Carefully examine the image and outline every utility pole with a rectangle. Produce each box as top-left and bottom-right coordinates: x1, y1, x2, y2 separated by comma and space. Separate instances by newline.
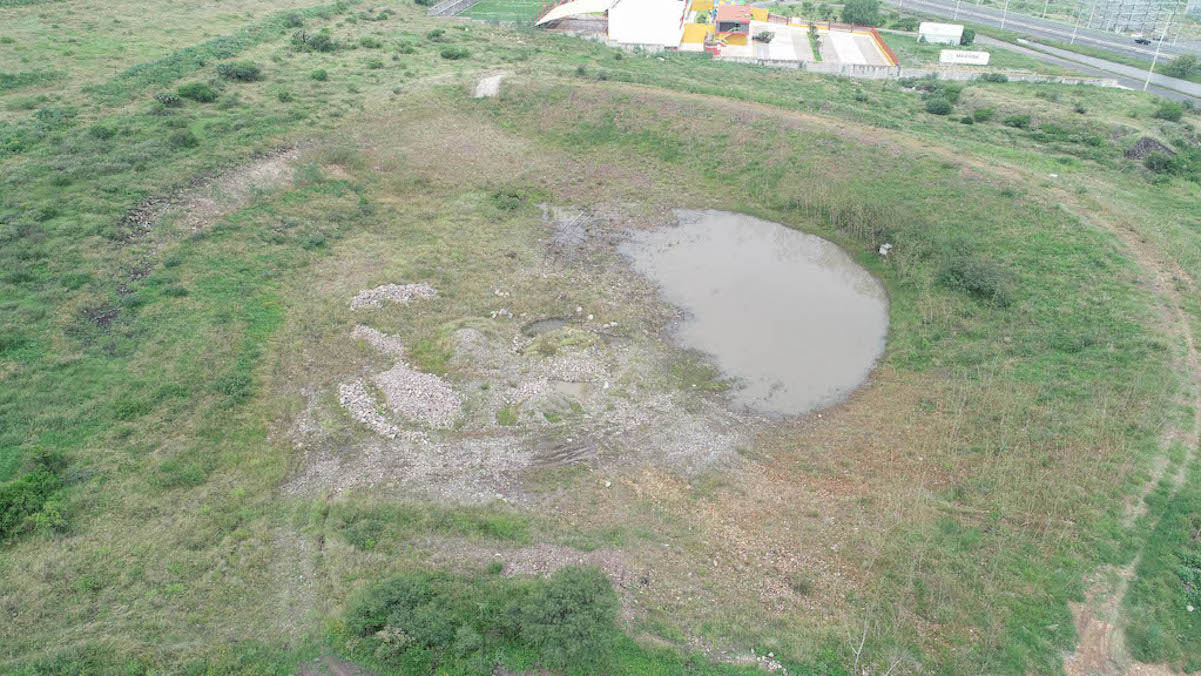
1000, 0, 1011, 29
1070, 0, 1084, 43
954, 0, 962, 19
1041, 0, 1050, 18
1144, 12, 1172, 91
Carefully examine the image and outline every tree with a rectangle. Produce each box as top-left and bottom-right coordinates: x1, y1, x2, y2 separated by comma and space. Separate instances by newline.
841, 0, 880, 25
1162, 54, 1199, 80
960, 27, 976, 45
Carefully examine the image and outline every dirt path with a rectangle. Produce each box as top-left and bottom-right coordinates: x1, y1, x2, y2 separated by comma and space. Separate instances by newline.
1059, 215, 1201, 675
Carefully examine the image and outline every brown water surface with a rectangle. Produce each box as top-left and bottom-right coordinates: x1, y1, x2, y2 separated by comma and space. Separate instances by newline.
620, 210, 888, 415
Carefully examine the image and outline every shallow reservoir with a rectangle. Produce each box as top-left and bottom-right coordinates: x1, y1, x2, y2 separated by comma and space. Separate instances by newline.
620, 210, 888, 415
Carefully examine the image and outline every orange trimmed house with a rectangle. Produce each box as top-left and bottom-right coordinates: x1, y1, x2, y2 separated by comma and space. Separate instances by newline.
714, 4, 750, 46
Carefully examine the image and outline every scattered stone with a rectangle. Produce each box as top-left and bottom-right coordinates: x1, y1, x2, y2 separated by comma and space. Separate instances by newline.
473, 72, 507, 98
339, 381, 403, 439
350, 283, 436, 310
1124, 136, 1175, 160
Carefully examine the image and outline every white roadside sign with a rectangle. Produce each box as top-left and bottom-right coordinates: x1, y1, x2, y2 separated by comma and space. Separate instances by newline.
940, 49, 991, 65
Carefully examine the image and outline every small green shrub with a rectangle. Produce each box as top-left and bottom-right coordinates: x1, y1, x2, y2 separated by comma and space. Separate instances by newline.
277, 90, 293, 103
427, 28, 446, 41
973, 107, 995, 122
360, 36, 382, 48
1153, 101, 1184, 122
960, 27, 975, 45
177, 82, 218, 102
285, 12, 305, 27
1003, 114, 1031, 129
925, 98, 953, 115
366, 57, 384, 69
310, 69, 328, 81
88, 124, 116, 140
1144, 151, 1172, 173
168, 129, 199, 149
293, 29, 339, 52
979, 72, 1008, 83
959, 115, 974, 124
938, 253, 1016, 306
215, 60, 261, 82
440, 46, 469, 60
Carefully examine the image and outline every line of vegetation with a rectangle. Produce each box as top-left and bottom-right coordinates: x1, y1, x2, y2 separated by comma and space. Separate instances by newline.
0, 70, 65, 93
339, 566, 769, 673
83, 2, 351, 104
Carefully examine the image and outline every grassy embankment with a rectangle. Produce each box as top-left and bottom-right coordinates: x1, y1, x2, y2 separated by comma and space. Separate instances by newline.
1, 0, 1200, 672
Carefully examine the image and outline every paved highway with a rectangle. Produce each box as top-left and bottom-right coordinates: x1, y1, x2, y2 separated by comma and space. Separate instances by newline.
882, 0, 1200, 62
978, 36, 1201, 102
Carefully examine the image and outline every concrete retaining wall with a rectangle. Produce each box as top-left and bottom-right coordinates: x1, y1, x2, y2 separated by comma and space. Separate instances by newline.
713, 56, 1121, 86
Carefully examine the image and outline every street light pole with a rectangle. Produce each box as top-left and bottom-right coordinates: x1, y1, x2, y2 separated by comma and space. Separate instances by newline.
1143, 12, 1173, 91
1000, 0, 1010, 29
1070, 0, 1083, 43
953, 0, 962, 19
1041, 0, 1050, 18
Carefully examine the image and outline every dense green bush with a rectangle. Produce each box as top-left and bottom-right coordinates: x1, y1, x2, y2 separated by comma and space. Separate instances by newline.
973, 106, 995, 122
293, 30, 339, 53
1153, 101, 1184, 122
440, 46, 470, 60
216, 61, 261, 82
169, 130, 199, 149
925, 98, 953, 115
177, 82, 218, 102
841, 0, 880, 26
938, 253, 1016, 306
979, 72, 1008, 83
1144, 151, 1172, 173
1003, 114, 1031, 129
344, 566, 619, 672
310, 69, 329, 81
1161, 54, 1199, 80
360, 36, 382, 48
892, 17, 918, 31
960, 27, 975, 45
0, 452, 67, 540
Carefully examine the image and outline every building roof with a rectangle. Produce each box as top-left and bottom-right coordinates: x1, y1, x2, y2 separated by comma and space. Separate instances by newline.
715, 5, 752, 23
917, 22, 964, 39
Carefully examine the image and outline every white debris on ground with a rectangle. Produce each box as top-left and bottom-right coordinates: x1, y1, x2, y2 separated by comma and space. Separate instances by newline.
349, 282, 436, 310
372, 362, 461, 429
472, 72, 507, 98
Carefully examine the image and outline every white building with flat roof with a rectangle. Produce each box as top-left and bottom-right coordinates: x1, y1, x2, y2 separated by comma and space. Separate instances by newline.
918, 22, 964, 45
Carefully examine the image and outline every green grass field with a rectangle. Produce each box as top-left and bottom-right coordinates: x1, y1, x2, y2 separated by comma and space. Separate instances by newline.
2, 0, 1201, 673
458, 0, 548, 23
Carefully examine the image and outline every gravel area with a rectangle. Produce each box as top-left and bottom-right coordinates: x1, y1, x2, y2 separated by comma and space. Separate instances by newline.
349, 283, 436, 310
372, 362, 461, 429
350, 324, 405, 356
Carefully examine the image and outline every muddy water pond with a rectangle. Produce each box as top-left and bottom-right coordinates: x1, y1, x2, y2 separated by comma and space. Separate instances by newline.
620, 210, 888, 415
